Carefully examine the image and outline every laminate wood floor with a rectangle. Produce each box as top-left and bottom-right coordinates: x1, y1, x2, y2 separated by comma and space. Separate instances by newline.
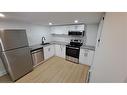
0, 74, 12, 83
16, 56, 89, 83
0, 56, 89, 83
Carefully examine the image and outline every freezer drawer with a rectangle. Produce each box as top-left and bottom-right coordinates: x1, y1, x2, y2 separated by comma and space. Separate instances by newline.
1, 47, 33, 81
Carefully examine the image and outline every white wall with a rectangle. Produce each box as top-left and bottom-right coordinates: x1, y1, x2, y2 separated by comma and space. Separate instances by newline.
0, 21, 51, 76
0, 21, 51, 46
86, 24, 98, 46
26, 25, 51, 46
90, 13, 127, 83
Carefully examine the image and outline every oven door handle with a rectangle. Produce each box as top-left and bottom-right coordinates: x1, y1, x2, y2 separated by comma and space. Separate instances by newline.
66, 47, 79, 49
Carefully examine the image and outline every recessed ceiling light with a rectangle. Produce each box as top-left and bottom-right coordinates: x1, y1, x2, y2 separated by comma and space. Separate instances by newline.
49, 22, 52, 25
0, 13, 5, 18
74, 20, 78, 23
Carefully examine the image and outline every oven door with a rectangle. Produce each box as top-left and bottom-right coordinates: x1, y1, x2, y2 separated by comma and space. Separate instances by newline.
66, 46, 80, 58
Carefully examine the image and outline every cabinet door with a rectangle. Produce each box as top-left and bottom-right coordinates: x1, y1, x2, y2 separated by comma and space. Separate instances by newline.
49, 45, 55, 57
87, 50, 94, 65
79, 49, 94, 66
77, 25, 85, 30
44, 46, 49, 60
54, 45, 61, 57
54, 44, 65, 58
50, 26, 68, 34
69, 25, 85, 31
60, 45, 65, 58
44, 45, 55, 60
79, 49, 89, 65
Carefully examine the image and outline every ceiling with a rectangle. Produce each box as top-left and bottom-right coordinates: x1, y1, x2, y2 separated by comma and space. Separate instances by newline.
0, 12, 103, 25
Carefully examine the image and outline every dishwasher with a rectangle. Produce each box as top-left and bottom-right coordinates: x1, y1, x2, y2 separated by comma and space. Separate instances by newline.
31, 48, 44, 67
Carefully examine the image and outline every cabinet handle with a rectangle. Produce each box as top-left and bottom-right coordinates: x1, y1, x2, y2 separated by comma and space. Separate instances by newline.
84, 53, 88, 57
48, 48, 50, 51
60, 45, 62, 51
98, 39, 100, 43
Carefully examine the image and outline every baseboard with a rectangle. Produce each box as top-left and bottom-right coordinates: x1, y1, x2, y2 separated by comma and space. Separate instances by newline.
0, 71, 7, 77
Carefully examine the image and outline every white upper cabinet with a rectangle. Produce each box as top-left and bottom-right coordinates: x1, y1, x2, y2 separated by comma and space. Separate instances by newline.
50, 24, 85, 35
77, 25, 85, 30
69, 25, 85, 31
50, 26, 69, 34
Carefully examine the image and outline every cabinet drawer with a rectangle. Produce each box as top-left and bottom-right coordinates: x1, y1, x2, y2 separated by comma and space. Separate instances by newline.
80, 49, 89, 54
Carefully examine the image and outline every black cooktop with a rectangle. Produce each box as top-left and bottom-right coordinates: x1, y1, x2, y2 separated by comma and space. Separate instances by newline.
66, 42, 83, 48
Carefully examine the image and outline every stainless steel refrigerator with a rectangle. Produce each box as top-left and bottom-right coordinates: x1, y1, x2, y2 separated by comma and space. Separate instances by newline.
0, 29, 33, 81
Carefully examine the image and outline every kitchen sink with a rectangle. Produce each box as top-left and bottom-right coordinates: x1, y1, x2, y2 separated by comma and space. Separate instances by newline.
41, 43, 50, 45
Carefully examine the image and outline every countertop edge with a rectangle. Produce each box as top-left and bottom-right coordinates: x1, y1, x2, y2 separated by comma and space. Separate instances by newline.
30, 41, 95, 51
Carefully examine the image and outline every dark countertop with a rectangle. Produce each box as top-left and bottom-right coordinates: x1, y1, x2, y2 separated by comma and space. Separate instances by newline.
29, 41, 69, 51
80, 45, 95, 51
50, 41, 69, 45
29, 41, 95, 51
29, 44, 51, 51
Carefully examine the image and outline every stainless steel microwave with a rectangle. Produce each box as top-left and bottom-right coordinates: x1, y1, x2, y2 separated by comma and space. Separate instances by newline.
68, 31, 85, 36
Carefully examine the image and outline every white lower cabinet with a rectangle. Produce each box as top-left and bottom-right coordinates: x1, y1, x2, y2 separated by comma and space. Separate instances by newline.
54, 44, 65, 58
43, 45, 55, 60
79, 49, 94, 66
43, 44, 94, 66
43, 44, 65, 60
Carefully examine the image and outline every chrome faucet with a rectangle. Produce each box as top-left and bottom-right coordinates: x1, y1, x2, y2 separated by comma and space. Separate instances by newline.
42, 36, 46, 44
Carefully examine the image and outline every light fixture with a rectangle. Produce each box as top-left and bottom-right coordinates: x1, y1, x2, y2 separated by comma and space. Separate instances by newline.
0, 13, 5, 18
74, 20, 78, 23
49, 22, 52, 25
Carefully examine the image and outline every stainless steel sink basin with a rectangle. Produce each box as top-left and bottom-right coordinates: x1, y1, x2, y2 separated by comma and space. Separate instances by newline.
41, 43, 50, 45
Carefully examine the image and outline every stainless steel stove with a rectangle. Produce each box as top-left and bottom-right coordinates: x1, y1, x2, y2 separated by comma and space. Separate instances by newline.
66, 39, 83, 63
